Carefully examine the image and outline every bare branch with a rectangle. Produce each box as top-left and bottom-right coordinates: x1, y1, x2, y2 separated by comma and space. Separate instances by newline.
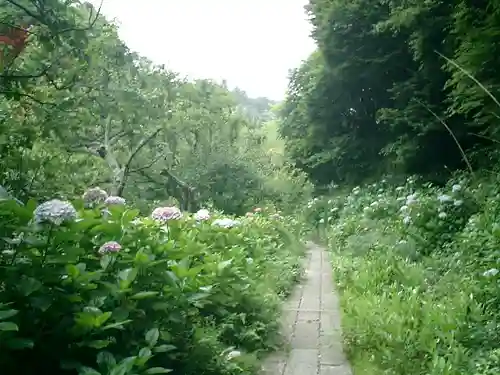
114, 126, 163, 195
129, 153, 166, 173
63, 0, 102, 33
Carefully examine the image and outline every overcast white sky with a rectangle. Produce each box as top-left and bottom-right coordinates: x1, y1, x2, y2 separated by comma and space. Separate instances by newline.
87, 0, 316, 100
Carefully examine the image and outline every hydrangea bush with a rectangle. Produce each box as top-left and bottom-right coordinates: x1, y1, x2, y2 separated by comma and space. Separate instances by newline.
0, 189, 304, 375
311, 176, 500, 375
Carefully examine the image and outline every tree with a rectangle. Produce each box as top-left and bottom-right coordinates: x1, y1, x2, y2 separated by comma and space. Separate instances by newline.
0, 0, 311, 214
279, 0, 500, 187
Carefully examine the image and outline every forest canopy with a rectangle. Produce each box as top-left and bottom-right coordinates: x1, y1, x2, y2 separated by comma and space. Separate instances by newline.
0, 0, 311, 215
279, 0, 500, 186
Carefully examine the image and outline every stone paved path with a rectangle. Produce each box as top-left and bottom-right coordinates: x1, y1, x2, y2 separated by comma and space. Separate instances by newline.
261, 242, 352, 375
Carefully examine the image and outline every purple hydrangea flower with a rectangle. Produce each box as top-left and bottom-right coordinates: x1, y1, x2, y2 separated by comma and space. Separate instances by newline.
105, 196, 126, 206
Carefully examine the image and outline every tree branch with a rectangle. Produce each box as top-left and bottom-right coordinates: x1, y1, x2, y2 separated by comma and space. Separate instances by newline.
4, 0, 46, 25
129, 153, 166, 173
114, 126, 163, 196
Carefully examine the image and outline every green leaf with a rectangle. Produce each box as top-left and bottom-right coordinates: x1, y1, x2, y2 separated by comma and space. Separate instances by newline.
138, 347, 152, 358
5, 338, 34, 349
144, 367, 172, 374
130, 291, 159, 300
30, 296, 53, 312
0, 309, 18, 320
217, 259, 233, 273
26, 198, 37, 213
66, 264, 81, 279
122, 209, 140, 225
90, 222, 122, 236
17, 276, 42, 296
74, 311, 97, 329
145, 328, 159, 347
109, 356, 136, 375
153, 344, 176, 353
164, 271, 179, 287
0, 322, 19, 331
86, 340, 112, 349
118, 268, 138, 289
187, 293, 210, 303
134, 249, 151, 266
102, 320, 133, 331
100, 254, 112, 269
95, 311, 112, 327
79, 367, 101, 375
97, 351, 116, 369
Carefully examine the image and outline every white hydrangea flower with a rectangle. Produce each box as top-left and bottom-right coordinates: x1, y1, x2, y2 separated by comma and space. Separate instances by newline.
437, 194, 452, 203
482, 268, 499, 277
226, 350, 241, 360
34, 199, 77, 225
194, 208, 210, 221
438, 211, 447, 219
82, 187, 108, 207
151, 206, 182, 223
406, 193, 418, 205
212, 218, 240, 228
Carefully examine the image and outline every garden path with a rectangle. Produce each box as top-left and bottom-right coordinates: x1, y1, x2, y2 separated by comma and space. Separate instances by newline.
260, 242, 352, 375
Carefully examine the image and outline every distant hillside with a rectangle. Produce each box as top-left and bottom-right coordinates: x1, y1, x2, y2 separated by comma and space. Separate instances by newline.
231, 88, 276, 122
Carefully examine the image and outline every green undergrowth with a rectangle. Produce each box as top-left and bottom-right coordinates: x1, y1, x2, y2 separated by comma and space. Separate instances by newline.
0, 191, 305, 375
306, 175, 500, 375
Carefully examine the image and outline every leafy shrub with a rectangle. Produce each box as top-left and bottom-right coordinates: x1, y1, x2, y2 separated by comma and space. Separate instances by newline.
312, 175, 500, 375
0, 193, 304, 375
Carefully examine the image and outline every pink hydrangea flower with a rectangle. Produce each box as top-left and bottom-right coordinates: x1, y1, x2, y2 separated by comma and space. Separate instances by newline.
98, 241, 122, 255
151, 206, 182, 223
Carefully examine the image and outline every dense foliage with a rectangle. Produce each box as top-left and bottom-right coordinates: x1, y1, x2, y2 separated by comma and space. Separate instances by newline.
306, 175, 500, 375
277, 1, 500, 374
280, 0, 500, 186
0, 1, 315, 375
0, 192, 304, 375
